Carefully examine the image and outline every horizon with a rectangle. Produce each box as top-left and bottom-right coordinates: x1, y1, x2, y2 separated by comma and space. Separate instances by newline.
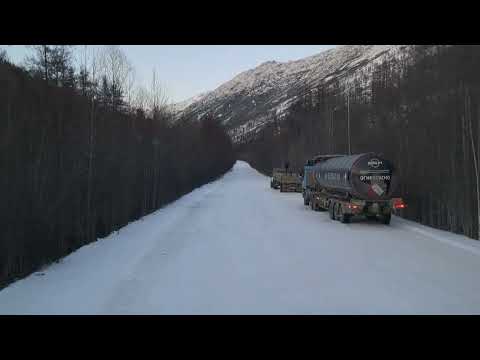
1, 45, 337, 103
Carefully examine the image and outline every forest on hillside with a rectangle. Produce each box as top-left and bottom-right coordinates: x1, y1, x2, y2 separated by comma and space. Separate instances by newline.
237, 45, 480, 240
0, 46, 235, 288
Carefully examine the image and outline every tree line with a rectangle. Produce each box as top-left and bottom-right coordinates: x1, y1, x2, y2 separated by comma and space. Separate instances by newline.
237, 45, 480, 240
0, 47, 235, 288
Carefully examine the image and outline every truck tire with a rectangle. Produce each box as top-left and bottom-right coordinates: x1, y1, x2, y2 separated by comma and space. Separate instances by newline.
304, 194, 310, 206
380, 213, 391, 225
329, 202, 335, 220
340, 206, 351, 224
280, 184, 284, 192
334, 202, 343, 221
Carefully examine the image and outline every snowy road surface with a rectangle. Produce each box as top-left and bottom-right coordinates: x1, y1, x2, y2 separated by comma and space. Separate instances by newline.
1, 161, 480, 314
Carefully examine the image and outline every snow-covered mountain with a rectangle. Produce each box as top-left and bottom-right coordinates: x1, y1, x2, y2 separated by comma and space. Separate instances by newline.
168, 92, 210, 113
173, 45, 413, 142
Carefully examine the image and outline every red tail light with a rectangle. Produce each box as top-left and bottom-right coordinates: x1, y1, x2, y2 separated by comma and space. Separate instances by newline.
393, 198, 406, 209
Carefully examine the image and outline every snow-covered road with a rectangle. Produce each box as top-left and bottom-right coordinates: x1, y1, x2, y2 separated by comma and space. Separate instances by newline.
2, 161, 480, 314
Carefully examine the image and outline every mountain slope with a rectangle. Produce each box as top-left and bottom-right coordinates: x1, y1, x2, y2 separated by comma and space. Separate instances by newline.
175, 45, 412, 142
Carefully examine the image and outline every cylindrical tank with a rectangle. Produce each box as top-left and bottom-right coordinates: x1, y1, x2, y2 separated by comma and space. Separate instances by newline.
310, 153, 398, 200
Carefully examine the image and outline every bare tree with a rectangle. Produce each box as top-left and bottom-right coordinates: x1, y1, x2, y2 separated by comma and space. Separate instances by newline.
99, 45, 133, 111
465, 86, 480, 239
133, 85, 149, 113
0, 48, 8, 63
25, 45, 76, 87
85, 45, 101, 243
150, 68, 169, 119
24, 45, 51, 82
77, 45, 89, 95
50, 45, 75, 86
125, 67, 136, 110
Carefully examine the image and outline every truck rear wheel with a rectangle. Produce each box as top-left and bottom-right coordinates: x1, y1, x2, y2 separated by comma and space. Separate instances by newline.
329, 202, 335, 220
380, 213, 391, 225
340, 206, 351, 224
334, 202, 342, 221
280, 184, 284, 192
304, 194, 310, 206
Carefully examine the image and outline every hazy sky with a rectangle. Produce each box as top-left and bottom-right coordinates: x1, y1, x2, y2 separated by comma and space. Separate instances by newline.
2, 45, 337, 103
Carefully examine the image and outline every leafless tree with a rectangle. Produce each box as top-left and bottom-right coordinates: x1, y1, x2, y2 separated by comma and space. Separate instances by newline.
25, 45, 76, 86
125, 67, 136, 110
150, 68, 169, 118
133, 85, 149, 113
85, 45, 101, 243
24, 45, 51, 82
465, 85, 480, 240
0, 48, 8, 63
99, 45, 133, 111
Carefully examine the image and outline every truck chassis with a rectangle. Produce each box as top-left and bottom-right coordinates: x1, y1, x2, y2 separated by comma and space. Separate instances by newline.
303, 188, 404, 225
279, 181, 302, 193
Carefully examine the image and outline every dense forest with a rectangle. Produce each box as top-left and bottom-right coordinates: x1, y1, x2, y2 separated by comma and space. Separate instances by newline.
0, 46, 235, 288
237, 45, 480, 240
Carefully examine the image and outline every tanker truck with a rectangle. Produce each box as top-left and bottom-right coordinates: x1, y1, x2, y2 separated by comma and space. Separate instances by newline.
302, 153, 406, 224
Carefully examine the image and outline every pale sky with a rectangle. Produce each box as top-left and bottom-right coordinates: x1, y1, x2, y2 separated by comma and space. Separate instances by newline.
1, 45, 337, 103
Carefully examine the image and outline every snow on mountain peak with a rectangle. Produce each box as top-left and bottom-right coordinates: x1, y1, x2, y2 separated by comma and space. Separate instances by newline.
169, 91, 210, 113
174, 45, 410, 141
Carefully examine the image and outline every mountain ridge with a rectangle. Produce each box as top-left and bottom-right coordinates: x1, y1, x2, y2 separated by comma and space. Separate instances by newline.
173, 45, 413, 142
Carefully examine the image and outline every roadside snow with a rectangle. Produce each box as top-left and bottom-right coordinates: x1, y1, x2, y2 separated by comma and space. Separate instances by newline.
1, 161, 480, 314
